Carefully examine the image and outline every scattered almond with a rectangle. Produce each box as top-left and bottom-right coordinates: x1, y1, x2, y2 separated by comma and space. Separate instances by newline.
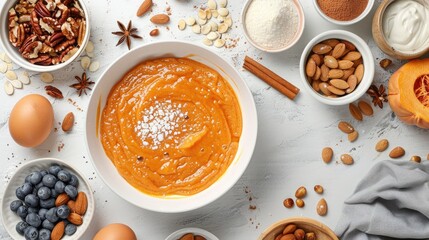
149, 28, 159, 36
349, 103, 363, 121
295, 186, 307, 199
410, 156, 421, 163
341, 154, 354, 165
389, 146, 405, 158
296, 199, 305, 208
283, 198, 294, 208
75, 192, 88, 215
67, 212, 83, 225
51, 221, 65, 240
137, 0, 152, 16
322, 147, 333, 163
61, 112, 74, 132
358, 100, 373, 116
314, 185, 324, 194
55, 193, 70, 207
375, 139, 389, 152
379, 58, 392, 69
338, 121, 354, 134
150, 14, 170, 24
348, 131, 359, 142
316, 198, 328, 216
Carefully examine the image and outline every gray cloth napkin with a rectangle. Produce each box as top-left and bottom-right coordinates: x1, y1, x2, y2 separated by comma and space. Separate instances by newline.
335, 160, 429, 240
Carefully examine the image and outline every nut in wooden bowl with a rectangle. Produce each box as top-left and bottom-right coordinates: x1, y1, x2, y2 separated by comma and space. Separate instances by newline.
258, 217, 338, 240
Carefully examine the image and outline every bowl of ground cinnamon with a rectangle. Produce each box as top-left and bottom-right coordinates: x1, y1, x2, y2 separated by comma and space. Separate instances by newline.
313, 0, 375, 25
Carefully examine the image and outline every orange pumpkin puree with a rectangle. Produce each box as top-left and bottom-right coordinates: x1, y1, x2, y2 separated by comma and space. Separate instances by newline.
100, 58, 242, 196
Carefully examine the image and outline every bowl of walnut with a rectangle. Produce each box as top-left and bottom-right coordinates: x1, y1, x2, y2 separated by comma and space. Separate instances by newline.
0, 0, 90, 72
258, 217, 338, 240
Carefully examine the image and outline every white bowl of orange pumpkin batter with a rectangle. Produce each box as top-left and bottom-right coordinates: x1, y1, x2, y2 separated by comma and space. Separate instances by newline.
85, 41, 257, 212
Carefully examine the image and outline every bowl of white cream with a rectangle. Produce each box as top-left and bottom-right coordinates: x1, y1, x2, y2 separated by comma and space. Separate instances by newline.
372, 0, 429, 59
241, 0, 305, 52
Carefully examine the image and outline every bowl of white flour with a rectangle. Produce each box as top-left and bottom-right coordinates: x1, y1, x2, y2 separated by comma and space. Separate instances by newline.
242, 0, 305, 52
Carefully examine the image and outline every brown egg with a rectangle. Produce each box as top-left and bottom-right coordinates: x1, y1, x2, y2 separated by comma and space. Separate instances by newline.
93, 223, 137, 240
9, 94, 54, 147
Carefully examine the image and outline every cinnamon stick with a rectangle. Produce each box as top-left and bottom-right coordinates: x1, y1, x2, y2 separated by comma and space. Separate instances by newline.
245, 56, 300, 95
243, 62, 296, 100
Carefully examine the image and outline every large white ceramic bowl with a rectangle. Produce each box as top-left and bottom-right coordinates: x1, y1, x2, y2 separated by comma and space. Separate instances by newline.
299, 30, 374, 105
1, 158, 95, 240
0, 0, 90, 72
85, 41, 258, 213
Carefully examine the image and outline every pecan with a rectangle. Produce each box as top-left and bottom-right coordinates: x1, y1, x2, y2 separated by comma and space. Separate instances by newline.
69, 7, 81, 18
35, 1, 51, 18
15, 4, 29, 15
18, 14, 31, 23
39, 18, 54, 34
22, 23, 31, 33
29, 54, 50, 64
46, 32, 65, 47
63, 0, 74, 6
22, 41, 42, 59
61, 22, 74, 39
45, 85, 63, 99
42, 17, 60, 31
58, 8, 69, 25
40, 43, 54, 54
54, 38, 75, 52
51, 56, 61, 65
67, 17, 80, 36
46, 0, 56, 11
11, 24, 26, 47
77, 19, 85, 46
60, 46, 78, 62
8, 9, 18, 27
30, 10, 43, 35
19, 34, 37, 52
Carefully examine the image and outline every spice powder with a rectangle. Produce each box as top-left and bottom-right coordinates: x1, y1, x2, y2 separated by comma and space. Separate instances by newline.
317, 0, 369, 21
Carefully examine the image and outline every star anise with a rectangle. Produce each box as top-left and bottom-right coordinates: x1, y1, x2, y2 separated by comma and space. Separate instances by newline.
70, 72, 94, 96
112, 20, 142, 50
367, 84, 388, 108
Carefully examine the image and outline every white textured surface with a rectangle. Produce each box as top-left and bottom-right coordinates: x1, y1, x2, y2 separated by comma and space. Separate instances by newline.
0, 0, 428, 239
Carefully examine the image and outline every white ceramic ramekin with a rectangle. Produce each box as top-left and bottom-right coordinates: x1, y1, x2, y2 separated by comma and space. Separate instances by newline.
313, 0, 375, 25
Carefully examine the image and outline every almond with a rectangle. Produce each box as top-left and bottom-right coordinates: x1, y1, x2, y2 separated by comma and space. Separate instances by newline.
310, 54, 322, 66
358, 100, 373, 116
375, 139, 389, 152
327, 85, 345, 95
338, 121, 354, 134
55, 193, 70, 207
324, 55, 338, 68
330, 79, 349, 89
294, 229, 305, 240
179, 233, 194, 240
149, 28, 159, 37
320, 64, 329, 81
342, 51, 362, 61
61, 112, 74, 132
281, 234, 297, 240
331, 43, 346, 59
322, 39, 340, 47
51, 221, 65, 240
349, 103, 363, 121
341, 40, 356, 50
354, 64, 364, 83
295, 186, 307, 199
137, 0, 152, 17
341, 154, 354, 165
67, 212, 83, 225
338, 60, 354, 70
282, 224, 297, 234
316, 198, 328, 216
75, 192, 88, 215
150, 14, 170, 24
322, 147, 333, 163
306, 58, 316, 78
312, 43, 332, 54
389, 146, 405, 158
328, 69, 344, 79
348, 131, 359, 142
410, 155, 422, 163
346, 75, 357, 93
67, 200, 76, 212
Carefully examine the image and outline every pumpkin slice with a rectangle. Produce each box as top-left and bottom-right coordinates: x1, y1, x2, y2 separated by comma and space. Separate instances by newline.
388, 58, 429, 129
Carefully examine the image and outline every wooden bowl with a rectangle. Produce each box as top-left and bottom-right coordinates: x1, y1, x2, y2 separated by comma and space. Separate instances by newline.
372, 0, 429, 60
258, 217, 339, 240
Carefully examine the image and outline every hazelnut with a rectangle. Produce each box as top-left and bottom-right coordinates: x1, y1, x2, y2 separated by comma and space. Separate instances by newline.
296, 199, 305, 208
306, 232, 316, 240
314, 185, 324, 194
379, 58, 392, 69
410, 155, 422, 163
283, 198, 294, 208
294, 229, 305, 240
295, 186, 307, 199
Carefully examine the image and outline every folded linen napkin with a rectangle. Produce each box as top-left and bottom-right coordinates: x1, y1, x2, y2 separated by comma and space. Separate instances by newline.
335, 160, 429, 240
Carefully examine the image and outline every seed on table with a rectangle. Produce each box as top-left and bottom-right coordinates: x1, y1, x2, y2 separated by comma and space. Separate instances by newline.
89, 61, 100, 72
358, 100, 373, 116
178, 19, 186, 30
198, 9, 207, 20
218, 23, 228, 33
207, 32, 219, 41
4, 81, 14, 95
341, 154, 354, 165
316, 198, 328, 216
375, 139, 389, 152
410, 156, 421, 163
389, 146, 405, 158
224, 16, 232, 27
40, 73, 54, 83
5, 70, 17, 80
283, 198, 294, 208
314, 185, 324, 194
185, 17, 196, 26
218, 7, 229, 17
296, 199, 305, 208
214, 38, 225, 48
208, 0, 217, 10
192, 25, 201, 34
218, 0, 227, 8
86, 41, 94, 53
338, 121, 354, 134
202, 38, 213, 46
348, 131, 359, 142
349, 103, 363, 121
322, 147, 333, 163
201, 24, 211, 35
295, 186, 307, 198
81, 56, 91, 70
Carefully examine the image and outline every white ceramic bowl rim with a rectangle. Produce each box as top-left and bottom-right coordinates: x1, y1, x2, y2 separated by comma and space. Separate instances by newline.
313, 0, 375, 25
0, 158, 95, 240
85, 40, 258, 213
0, 0, 90, 72
165, 228, 219, 240
299, 30, 375, 105
241, 0, 305, 52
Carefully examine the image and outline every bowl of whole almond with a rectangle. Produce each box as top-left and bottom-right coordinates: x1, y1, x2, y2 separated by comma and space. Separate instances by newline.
258, 217, 338, 240
300, 30, 374, 105
0, 0, 90, 72
0, 158, 95, 240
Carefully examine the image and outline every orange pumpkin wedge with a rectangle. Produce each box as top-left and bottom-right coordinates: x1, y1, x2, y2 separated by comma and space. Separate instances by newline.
388, 58, 429, 129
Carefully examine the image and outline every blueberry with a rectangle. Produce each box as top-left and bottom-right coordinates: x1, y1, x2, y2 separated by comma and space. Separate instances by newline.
68, 174, 79, 187
17, 205, 28, 219
25, 175, 32, 183
54, 181, 65, 193
25, 212, 41, 228
64, 185, 78, 199
27, 207, 38, 214
45, 207, 58, 223
16, 183, 33, 200
24, 194, 39, 208
42, 174, 57, 188
51, 189, 59, 198
39, 228, 51, 240
29, 171, 42, 185
40, 169, 48, 177
24, 226, 38, 240
40, 198, 55, 209
34, 182, 44, 190
65, 223, 77, 236
57, 170, 71, 182
42, 219, 54, 230
56, 205, 70, 219
37, 186, 51, 200
10, 200, 23, 212
48, 164, 62, 175
15, 221, 28, 235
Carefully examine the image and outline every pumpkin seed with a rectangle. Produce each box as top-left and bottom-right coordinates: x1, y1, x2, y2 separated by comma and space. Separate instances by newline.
218, 7, 229, 17
4, 81, 14, 95
192, 24, 201, 34
218, 0, 227, 8
10, 79, 23, 89
186, 17, 196, 26
0, 62, 7, 73
198, 9, 207, 20
208, 0, 217, 10
201, 24, 211, 35
218, 23, 228, 33
202, 38, 213, 46
85, 41, 94, 53
81, 56, 91, 70
211, 10, 219, 18
5, 70, 17, 80
178, 19, 186, 30
40, 72, 54, 83
89, 61, 100, 72
224, 16, 232, 27
19, 72, 30, 85
214, 38, 225, 48
207, 31, 219, 41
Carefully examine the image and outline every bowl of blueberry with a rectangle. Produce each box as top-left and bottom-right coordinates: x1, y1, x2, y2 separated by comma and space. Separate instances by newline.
1, 158, 94, 240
